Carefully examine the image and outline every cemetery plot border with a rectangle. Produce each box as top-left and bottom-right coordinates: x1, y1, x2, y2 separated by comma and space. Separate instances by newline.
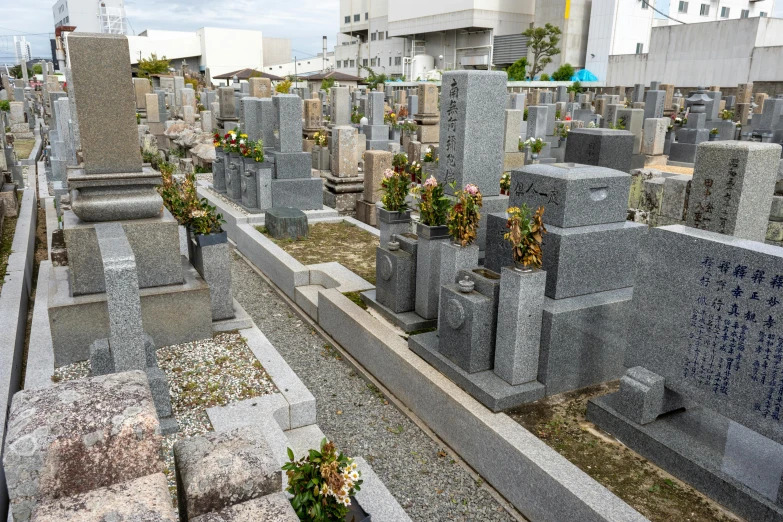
0, 174, 37, 518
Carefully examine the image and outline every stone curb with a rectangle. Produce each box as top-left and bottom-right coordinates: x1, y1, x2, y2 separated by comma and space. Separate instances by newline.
0, 178, 38, 518
316, 288, 648, 522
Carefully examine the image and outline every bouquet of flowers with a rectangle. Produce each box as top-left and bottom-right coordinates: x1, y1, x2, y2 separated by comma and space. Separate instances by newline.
248, 140, 264, 162
500, 173, 511, 194
412, 176, 451, 227
524, 137, 545, 154
407, 160, 423, 184
423, 147, 435, 163
282, 439, 363, 522
392, 152, 408, 173
313, 131, 328, 147
504, 205, 546, 269
447, 183, 483, 246
213, 131, 223, 148
381, 168, 411, 212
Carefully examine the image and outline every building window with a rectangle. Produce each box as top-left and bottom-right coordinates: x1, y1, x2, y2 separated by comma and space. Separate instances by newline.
378, 32, 384, 40
678, 1, 688, 13
365, 12, 368, 20
349, 59, 355, 67
700, 4, 709, 16
641, 0, 647, 8
394, 56, 401, 66
371, 32, 376, 41
389, 57, 392, 66
363, 59, 368, 66
721, 6, 729, 17
386, 31, 389, 39
636, 43, 644, 54
741, 9, 749, 18
344, 15, 350, 23
354, 14, 360, 21
761, 11, 768, 17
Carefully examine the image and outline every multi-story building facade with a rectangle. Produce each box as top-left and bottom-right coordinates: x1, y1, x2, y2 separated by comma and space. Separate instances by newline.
663, 0, 782, 25
336, 0, 535, 79
14, 37, 32, 65
52, 0, 128, 34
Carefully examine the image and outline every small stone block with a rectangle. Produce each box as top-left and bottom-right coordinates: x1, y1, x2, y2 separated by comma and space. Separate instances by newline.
3, 371, 163, 522
438, 284, 496, 374
174, 426, 281, 521
265, 207, 308, 240
564, 128, 635, 173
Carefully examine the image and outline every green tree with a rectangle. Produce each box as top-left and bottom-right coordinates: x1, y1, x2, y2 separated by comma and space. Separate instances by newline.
32, 63, 43, 75
568, 80, 584, 94
540, 73, 550, 81
523, 23, 562, 80
358, 65, 388, 90
320, 77, 335, 92
551, 63, 575, 82
275, 78, 292, 94
505, 56, 528, 81
137, 53, 170, 78
9, 65, 31, 80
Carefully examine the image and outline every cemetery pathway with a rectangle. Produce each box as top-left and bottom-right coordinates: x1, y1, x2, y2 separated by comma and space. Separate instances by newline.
232, 251, 521, 522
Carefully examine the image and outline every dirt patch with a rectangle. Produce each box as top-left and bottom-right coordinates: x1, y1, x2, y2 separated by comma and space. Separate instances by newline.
13, 139, 36, 160
507, 384, 741, 522
0, 194, 21, 292
259, 221, 378, 284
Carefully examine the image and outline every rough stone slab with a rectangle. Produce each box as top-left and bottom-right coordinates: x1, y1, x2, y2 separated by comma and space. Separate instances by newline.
265, 207, 308, 240
30, 473, 176, 522
271, 178, 323, 210
174, 426, 281, 521
208, 394, 290, 433
409, 331, 545, 412
24, 261, 55, 391
540, 287, 633, 396
190, 493, 298, 522
588, 394, 783, 522
3, 371, 163, 522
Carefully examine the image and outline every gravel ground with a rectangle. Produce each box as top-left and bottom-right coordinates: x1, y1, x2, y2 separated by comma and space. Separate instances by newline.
232, 251, 518, 522
205, 187, 247, 213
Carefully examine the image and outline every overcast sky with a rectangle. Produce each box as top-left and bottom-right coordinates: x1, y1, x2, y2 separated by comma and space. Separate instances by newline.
0, 0, 339, 65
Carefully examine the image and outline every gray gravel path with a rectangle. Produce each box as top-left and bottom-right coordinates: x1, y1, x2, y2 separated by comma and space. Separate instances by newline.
232, 252, 519, 522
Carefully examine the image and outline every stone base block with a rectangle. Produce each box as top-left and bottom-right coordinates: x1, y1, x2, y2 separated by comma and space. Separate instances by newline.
323, 188, 361, 212
174, 425, 281, 521
3, 371, 163, 521
363, 124, 390, 140
30, 474, 176, 522
539, 221, 647, 299
539, 287, 632, 396
63, 209, 183, 296
409, 331, 545, 412
630, 153, 646, 170
588, 395, 783, 522
272, 151, 311, 180
355, 199, 377, 226
360, 289, 436, 333
271, 178, 323, 210
366, 139, 393, 151
417, 124, 439, 144
477, 195, 509, 251
643, 154, 668, 166
48, 258, 213, 367
668, 142, 699, 164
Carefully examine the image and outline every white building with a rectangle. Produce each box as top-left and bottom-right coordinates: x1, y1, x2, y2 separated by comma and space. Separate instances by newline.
52, 0, 128, 34
606, 16, 783, 87
662, 0, 783, 25
14, 37, 32, 65
263, 52, 335, 78
335, 0, 535, 80
126, 28, 289, 79
584, 0, 656, 82
533, 0, 593, 74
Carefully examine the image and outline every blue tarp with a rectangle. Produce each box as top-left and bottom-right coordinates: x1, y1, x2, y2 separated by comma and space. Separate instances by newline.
573, 69, 598, 82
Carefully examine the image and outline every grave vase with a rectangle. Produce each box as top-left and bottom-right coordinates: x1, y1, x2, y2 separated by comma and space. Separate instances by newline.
377, 207, 412, 246
312, 145, 330, 171
422, 161, 436, 180
391, 127, 401, 143
241, 157, 260, 210
228, 152, 244, 201
187, 228, 234, 321
709, 133, 718, 141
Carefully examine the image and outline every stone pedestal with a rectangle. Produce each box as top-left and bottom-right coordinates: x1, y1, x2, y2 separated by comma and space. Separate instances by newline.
266, 207, 308, 240
438, 282, 496, 373
188, 231, 234, 321
376, 240, 416, 313
414, 228, 450, 320
213, 148, 227, 192
439, 242, 479, 299
494, 267, 546, 385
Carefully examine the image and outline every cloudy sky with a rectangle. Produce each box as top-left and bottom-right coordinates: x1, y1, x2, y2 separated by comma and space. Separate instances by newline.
0, 0, 339, 65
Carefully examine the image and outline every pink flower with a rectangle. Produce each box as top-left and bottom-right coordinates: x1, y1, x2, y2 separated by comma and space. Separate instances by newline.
465, 183, 479, 196
424, 176, 438, 188
383, 168, 394, 179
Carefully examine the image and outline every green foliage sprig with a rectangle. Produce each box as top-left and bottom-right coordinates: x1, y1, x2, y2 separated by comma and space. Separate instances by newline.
447, 183, 483, 246
381, 168, 411, 212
